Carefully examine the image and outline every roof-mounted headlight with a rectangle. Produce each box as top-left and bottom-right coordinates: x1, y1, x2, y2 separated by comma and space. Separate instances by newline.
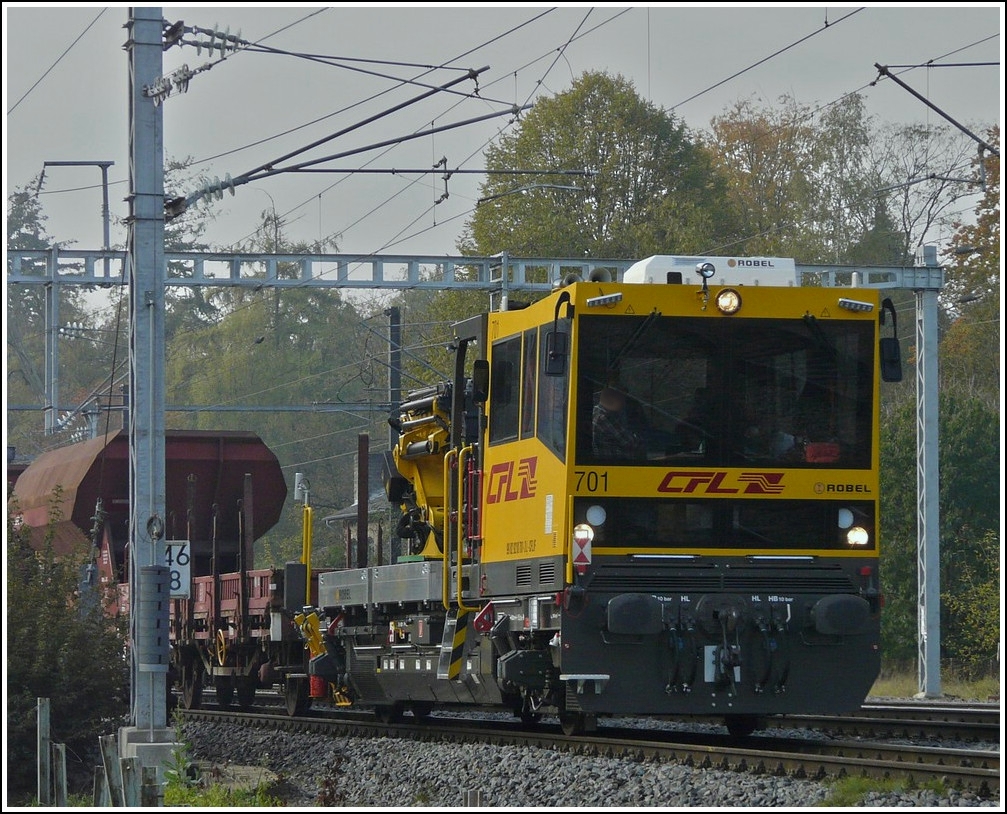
716, 288, 742, 314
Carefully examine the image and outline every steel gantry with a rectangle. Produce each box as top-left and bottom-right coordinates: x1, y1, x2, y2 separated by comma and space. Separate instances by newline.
8, 243, 946, 700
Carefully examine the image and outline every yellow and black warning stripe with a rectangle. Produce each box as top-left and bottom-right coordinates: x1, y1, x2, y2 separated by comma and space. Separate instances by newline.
436, 608, 469, 680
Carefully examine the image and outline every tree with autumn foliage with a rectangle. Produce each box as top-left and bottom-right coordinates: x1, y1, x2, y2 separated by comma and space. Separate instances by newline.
705, 93, 890, 262
939, 126, 999, 408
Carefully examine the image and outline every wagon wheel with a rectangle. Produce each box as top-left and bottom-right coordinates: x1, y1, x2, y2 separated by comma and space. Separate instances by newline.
214, 629, 228, 666
215, 675, 234, 708
236, 675, 257, 710
724, 714, 759, 738
519, 708, 542, 727
373, 702, 404, 723
409, 701, 434, 720
284, 677, 311, 717
180, 664, 203, 710
517, 694, 543, 727
559, 711, 587, 737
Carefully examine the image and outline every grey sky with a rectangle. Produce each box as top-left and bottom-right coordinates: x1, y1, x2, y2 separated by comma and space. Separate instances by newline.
4, 4, 1003, 260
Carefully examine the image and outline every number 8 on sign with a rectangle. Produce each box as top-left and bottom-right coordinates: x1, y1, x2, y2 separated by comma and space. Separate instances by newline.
164, 540, 191, 598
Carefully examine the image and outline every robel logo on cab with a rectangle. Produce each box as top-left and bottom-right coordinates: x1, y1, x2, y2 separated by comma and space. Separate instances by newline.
657, 471, 786, 495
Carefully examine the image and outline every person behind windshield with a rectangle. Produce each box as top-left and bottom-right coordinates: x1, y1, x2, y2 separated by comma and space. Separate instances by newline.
592, 387, 645, 459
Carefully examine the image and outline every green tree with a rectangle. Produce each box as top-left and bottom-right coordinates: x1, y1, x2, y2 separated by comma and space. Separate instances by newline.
163, 155, 223, 336
6, 494, 130, 801
843, 201, 912, 267
6, 177, 98, 454
6, 175, 54, 412
461, 71, 736, 260
942, 529, 1000, 677
879, 394, 1000, 667
808, 93, 880, 262
7, 156, 223, 453
878, 398, 919, 664
164, 213, 377, 567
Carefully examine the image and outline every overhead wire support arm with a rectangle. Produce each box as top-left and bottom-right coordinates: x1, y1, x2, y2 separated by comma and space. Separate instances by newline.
167, 103, 534, 220
167, 66, 498, 219
272, 105, 532, 177
872, 63, 999, 157
240, 66, 492, 182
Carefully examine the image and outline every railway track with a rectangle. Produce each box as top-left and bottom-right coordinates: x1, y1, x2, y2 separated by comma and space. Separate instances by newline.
178, 700, 1001, 798
774, 701, 1000, 742
183, 688, 1000, 742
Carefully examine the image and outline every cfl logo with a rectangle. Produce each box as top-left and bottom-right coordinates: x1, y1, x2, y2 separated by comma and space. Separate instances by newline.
486, 457, 538, 504
657, 471, 785, 494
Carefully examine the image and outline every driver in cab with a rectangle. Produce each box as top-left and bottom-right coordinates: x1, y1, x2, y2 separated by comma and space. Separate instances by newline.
592, 387, 645, 459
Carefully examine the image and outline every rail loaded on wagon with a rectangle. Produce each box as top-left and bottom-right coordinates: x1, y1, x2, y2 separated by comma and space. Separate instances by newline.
296, 254, 900, 736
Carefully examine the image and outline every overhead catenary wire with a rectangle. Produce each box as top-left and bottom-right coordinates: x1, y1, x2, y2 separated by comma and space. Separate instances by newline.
189, 7, 557, 167
302, 8, 606, 253
185, 7, 633, 269
7, 8, 106, 115
74, 16, 986, 358
19, 4, 994, 445
200, 8, 620, 250
174, 100, 531, 215
670, 7, 866, 112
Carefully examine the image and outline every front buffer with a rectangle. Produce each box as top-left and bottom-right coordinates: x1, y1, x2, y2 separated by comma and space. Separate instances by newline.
555, 559, 880, 734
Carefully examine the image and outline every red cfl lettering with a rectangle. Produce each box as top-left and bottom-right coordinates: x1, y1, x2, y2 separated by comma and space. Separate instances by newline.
657, 471, 739, 494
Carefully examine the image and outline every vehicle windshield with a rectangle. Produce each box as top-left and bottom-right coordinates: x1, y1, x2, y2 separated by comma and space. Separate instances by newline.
575, 314, 874, 469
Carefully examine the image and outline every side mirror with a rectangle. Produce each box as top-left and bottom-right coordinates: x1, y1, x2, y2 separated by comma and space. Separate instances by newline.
544, 330, 568, 376
879, 298, 902, 383
880, 337, 902, 383
472, 359, 489, 403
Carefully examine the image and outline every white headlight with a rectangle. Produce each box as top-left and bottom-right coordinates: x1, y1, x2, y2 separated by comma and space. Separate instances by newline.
846, 526, 870, 546
573, 523, 595, 544
716, 288, 742, 314
837, 508, 854, 529
586, 504, 607, 526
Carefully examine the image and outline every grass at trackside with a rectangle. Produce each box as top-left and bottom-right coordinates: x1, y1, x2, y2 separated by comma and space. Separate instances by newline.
818, 776, 950, 807
163, 782, 284, 807
869, 670, 1000, 702
820, 669, 1000, 806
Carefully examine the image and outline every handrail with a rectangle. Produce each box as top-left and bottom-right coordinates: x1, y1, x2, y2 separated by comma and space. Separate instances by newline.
456, 445, 479, 612
441, 449, 457, 611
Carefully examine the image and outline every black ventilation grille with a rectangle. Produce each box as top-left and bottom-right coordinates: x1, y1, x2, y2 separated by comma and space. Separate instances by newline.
587, 563, 855, 595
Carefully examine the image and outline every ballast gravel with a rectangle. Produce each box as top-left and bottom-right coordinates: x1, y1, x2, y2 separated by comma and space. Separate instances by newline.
180, 716, 1000, 808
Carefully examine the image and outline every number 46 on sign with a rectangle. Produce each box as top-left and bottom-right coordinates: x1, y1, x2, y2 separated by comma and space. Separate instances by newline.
163, 540, 191, 598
